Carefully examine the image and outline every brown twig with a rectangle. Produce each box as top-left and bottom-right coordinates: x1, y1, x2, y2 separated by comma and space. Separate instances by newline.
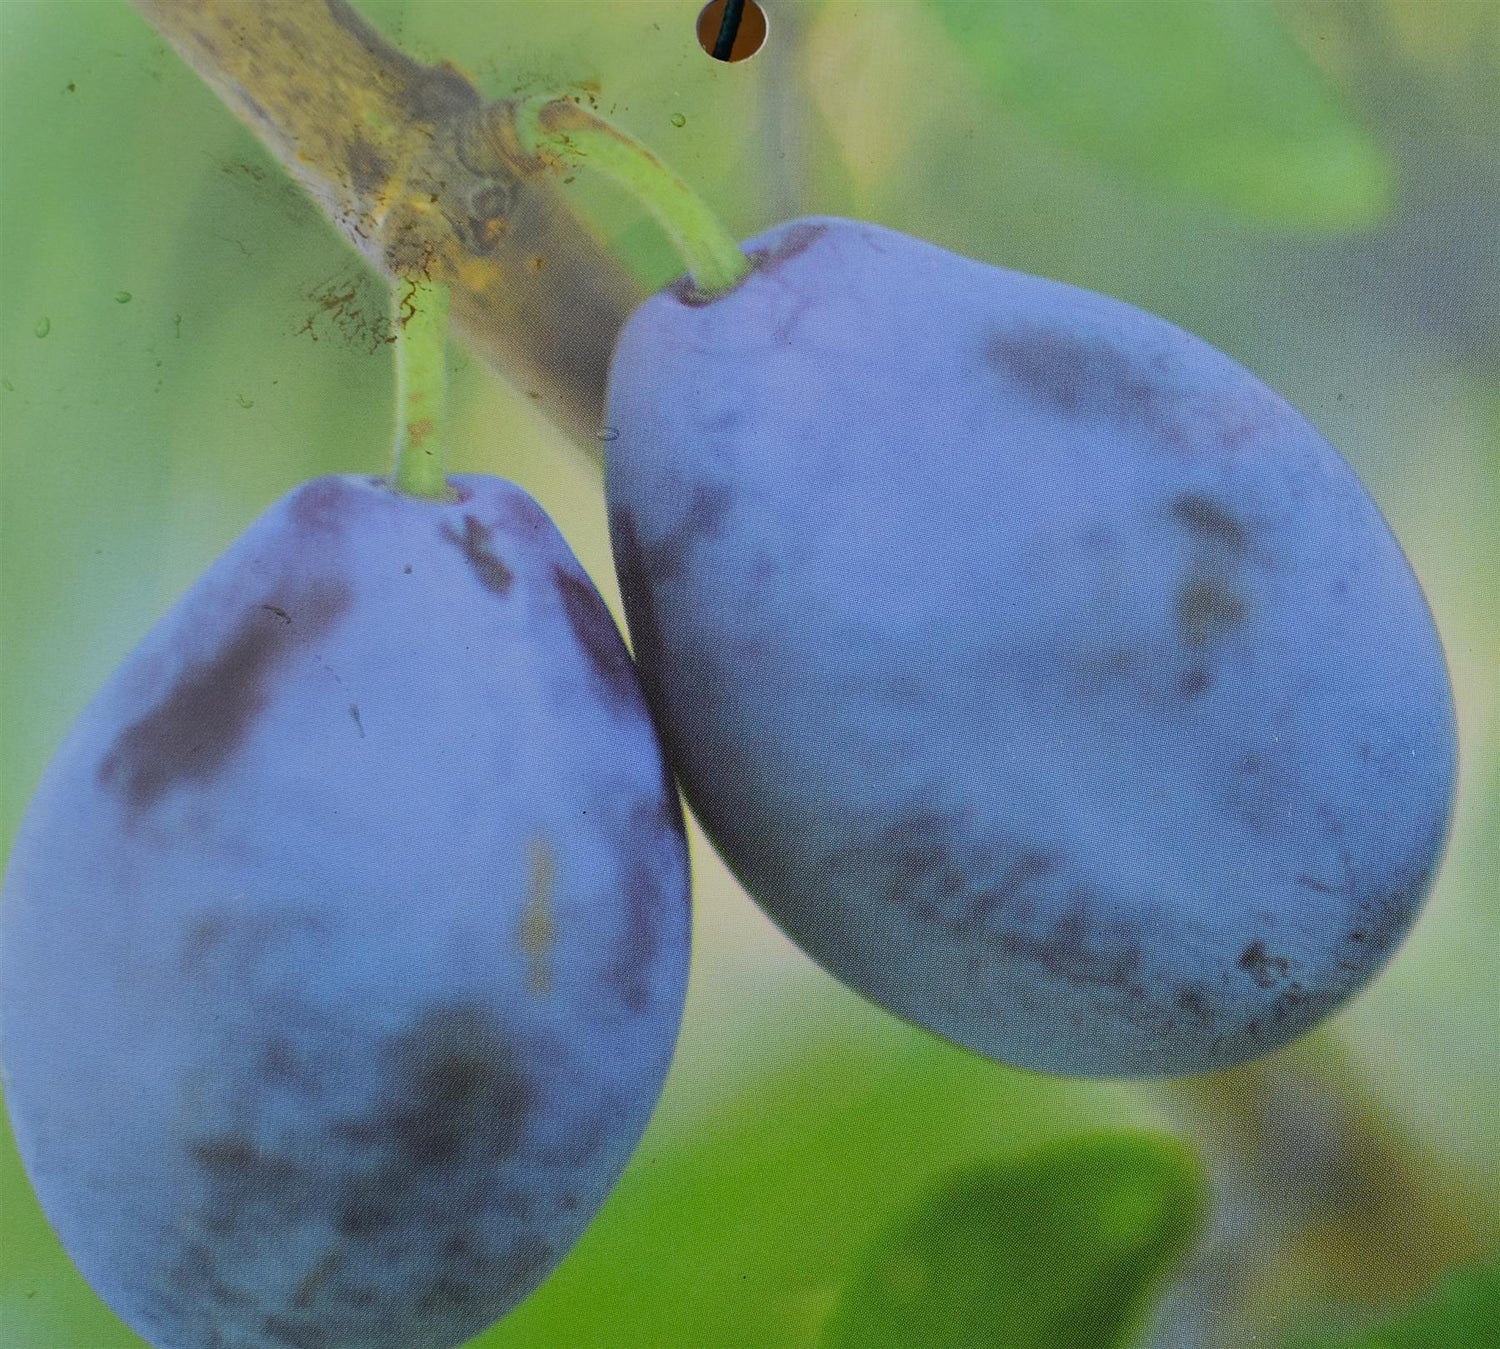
130, 0, 641, 461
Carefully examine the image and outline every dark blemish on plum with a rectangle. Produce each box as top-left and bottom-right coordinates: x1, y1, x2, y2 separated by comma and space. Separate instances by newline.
870, 814, 1144, 995
1269, 980, 1309, 1025
415, 1233, 553, 1319
416, 1275, 480, 1314
772, 292, 815, 344
884, 812, 978, 921
259, 1036, 315, 1091
620, 482, 733, 592
687, 480, 732, 540
163, 1241, 254, 1322
188, 1133, 311, 1235
99, 579, 352, 814
609, 508, 670, 711
262, 604, 292, 623
353, 1003, 534, 1174
873, 811, 1061, 939
442, 515, 512, 595
1082, 523, 1116, 553
554, 564, 644, 713
346, 136, 388, 197
191, 1133, 293, 1181
1015, 896, 1143, 989
672, 223, 828, 304
1177, 577, 1246, 647
986, 325, 1164, 427
330, 1181, 396, 1237
178, 908, 324, 983
1071, 647, 1138, 696
1297, 874, 1340, 894
180, 913, 229, 973
349, 704, 365, 738
533, 1102, 614, 1169
751, 222, 827, 276
606, 848, 662, 1013
962, 850, 1060, 929
1179, 666, 1213, 700
287, 477, 352, 533
496, 489, 550, 536
1171, 493, 1249, 554
1356, 850, 1439, 957
1237, 940, 1290, 989
1176, 986, 1213, 1021
302, 1009, 550, 1320
263, 1316, 328, 1349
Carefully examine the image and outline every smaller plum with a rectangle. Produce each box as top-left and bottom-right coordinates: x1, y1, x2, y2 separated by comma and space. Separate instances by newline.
0, 474, 690, 1349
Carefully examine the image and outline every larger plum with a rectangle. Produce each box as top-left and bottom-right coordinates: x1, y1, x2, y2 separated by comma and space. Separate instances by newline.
604, 216, 1456, 1077
0, 474, 690, 1348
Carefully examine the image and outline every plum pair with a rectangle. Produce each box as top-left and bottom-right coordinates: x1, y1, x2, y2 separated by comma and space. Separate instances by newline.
0, 213, 1459, 1349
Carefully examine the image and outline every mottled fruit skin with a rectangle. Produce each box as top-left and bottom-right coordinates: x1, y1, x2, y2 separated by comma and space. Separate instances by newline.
0, 475, 690, 1348
605, 216, 1456, 1078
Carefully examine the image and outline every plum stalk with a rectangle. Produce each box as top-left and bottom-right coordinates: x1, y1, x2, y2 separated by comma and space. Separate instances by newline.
391, 277, 454, 500
510, 95, 752, 301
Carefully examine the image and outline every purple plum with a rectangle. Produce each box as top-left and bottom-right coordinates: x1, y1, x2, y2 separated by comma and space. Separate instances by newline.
1, 474, 690, 1348
604, 216, 1456, 1077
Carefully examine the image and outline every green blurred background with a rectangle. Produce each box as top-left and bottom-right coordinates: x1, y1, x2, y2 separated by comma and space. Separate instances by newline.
1, 2, 1496, 1346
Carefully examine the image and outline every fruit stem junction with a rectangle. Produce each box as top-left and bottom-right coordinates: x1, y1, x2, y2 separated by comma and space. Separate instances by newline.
512, 95, 751, 301
391, 277, 454, 500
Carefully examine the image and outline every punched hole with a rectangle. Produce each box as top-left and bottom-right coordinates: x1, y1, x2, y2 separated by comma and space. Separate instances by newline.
697, 0, 768, 63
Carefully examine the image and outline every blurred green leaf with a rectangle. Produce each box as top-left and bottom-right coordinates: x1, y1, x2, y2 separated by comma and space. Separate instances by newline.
473, 996, 1160, 1349
821, 1130, 1206, 1349
1287, 1256, 1500, 1348
928, 0, 1393, 229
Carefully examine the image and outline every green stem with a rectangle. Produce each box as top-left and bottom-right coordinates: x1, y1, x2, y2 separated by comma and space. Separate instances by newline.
512, 96, 751, 300
391, 278, 453, 499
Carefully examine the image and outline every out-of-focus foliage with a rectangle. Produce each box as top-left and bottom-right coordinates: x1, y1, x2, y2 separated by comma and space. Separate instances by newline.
1288, 1256, 1500, 1348
822, 1133, 1206, 1349
481, 1001, 1166, 1349
1, 2, 1496, 1348
928, 0, 1394, 227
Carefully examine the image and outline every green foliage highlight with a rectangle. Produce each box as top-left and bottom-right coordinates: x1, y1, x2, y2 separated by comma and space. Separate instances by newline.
1289, 1257, 1500, 1349
821, 1130, 1207, 1349
930, 0, 1392, 229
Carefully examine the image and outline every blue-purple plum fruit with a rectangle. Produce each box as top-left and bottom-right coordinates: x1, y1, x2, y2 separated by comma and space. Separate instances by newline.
0, 474, 690, 1348
604, 216, 1456, 1078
